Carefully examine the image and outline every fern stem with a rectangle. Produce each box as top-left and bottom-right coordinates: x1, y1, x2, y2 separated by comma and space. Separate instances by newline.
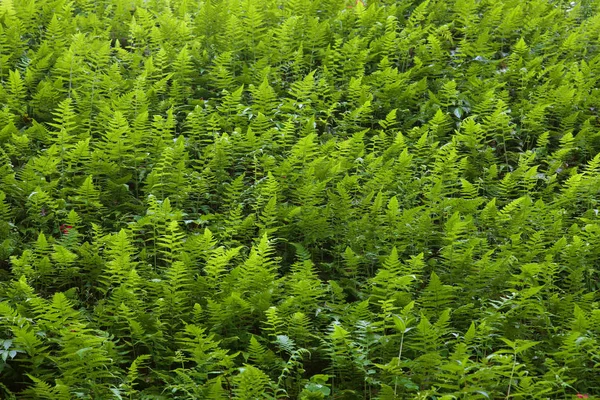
394, 331, 405, 397
69, 58, 73, 98
506, 350, 517, 399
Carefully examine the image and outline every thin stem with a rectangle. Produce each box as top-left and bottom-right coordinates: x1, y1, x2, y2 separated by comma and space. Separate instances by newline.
394, 331, 405, 396
506, 350, 517, 399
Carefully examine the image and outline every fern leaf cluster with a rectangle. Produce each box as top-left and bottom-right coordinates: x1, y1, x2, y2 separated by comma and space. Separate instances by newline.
0, 0, 600, 398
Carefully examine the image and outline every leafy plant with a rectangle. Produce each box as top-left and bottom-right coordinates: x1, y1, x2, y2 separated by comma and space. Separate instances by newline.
0, 0, 599, 398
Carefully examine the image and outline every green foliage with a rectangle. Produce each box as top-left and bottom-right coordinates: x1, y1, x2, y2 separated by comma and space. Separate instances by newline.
0, 0, 600, 398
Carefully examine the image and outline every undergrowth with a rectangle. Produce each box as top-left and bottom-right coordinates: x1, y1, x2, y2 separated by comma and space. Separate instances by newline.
1, 0, 600, 398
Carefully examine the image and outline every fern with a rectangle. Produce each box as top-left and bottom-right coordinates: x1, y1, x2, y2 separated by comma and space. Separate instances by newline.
234, 364, 276, 400
1, 1, 600, 398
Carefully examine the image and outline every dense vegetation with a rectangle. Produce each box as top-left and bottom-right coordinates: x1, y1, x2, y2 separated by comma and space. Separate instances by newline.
1, 0, 600, 398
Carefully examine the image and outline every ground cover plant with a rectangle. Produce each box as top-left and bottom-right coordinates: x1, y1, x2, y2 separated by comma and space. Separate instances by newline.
0, 0, 600, 398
